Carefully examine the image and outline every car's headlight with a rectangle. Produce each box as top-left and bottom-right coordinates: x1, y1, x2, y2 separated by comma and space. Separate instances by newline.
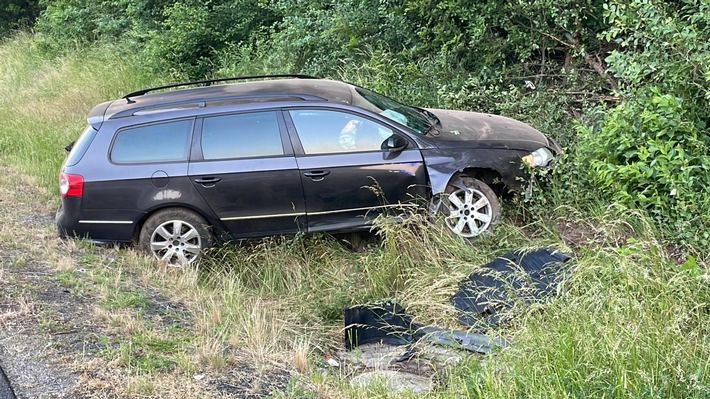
522, 147, 554, 167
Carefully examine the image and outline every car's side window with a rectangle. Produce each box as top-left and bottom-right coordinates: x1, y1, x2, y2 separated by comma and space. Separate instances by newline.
289, 109, 393, 155
111, 119, 192, 164
201, 111, 284, 160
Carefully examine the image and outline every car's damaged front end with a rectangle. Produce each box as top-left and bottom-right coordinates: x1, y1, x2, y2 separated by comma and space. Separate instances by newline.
418, 109, 560, 196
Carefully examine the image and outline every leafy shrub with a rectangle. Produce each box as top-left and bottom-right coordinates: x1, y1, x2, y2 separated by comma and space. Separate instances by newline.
36, 0, 133, 49
567, 0, 710, 247
1, 0, 43, 37
143, 1, 213, 78
35, 0, 277, 78
574, 89, 710, 246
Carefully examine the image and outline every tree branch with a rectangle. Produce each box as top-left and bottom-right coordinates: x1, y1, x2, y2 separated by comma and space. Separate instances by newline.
584, 52, 618, 91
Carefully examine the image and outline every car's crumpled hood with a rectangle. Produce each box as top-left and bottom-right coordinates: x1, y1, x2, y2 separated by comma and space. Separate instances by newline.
426, 109, 553, 151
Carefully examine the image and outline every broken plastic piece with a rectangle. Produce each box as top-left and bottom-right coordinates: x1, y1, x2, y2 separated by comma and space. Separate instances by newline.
451, 247, 572, 328
344, 301, 506, 354
325, 354, 340, 367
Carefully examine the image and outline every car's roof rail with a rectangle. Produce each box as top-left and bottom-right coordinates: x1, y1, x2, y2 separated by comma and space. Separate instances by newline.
123, 74, 318, 101
110, 93, 326, 119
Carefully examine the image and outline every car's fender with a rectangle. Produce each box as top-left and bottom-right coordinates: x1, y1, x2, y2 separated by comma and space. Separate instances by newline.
421, 148, 528, 195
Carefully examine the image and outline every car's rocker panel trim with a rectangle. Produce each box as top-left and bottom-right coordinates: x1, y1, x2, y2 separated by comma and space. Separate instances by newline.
308, 204, 408, 216
220, 212, 306, 221
78, 220, 134, 224
219, 204, 410, 221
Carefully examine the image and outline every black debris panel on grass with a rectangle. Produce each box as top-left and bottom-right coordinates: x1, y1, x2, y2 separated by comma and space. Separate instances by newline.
342, 248, 571, 356
451, 247, 572, 328
344, 301, 507, 355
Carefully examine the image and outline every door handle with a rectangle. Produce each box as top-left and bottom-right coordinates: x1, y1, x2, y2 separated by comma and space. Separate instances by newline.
303, 170, 330, 181
194, 177, 222, 186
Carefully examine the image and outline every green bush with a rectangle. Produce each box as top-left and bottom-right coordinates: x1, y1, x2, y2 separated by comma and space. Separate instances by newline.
144, 0, 278, 79
36, 0, 133, 49
1, 0, 43, 37
566, 0, 710, 247
574, 89, 710, 246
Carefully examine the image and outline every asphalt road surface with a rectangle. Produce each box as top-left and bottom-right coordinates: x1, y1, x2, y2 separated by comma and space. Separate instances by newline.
0, 363, 16, 399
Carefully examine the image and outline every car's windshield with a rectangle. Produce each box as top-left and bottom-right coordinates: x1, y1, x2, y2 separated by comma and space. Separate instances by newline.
352, 87, 432, 134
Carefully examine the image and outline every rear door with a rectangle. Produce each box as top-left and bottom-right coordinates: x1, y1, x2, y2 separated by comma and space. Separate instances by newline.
188, 110, 307, 237
286, 108, 427, 232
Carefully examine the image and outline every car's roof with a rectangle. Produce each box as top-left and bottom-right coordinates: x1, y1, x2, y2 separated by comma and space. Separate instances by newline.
95, 78, 356, 123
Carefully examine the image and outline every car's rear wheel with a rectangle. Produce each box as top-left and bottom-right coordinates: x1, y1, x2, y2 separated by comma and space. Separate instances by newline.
139, 208, 212, 266
438, 176, 500, 238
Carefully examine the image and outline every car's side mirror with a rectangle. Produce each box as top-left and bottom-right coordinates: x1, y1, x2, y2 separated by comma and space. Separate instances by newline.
385, 135, 407, 152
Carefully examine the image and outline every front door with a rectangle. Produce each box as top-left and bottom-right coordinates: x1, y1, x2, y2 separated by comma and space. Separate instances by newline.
287, 108, 427, 232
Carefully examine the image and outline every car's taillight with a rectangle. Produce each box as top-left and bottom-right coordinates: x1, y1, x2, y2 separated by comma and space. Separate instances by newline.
59, 172, 84, 197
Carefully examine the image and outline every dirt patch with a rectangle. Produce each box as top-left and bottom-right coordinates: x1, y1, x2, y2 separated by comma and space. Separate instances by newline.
206, 359, 292, 398
556, 218, 629, 248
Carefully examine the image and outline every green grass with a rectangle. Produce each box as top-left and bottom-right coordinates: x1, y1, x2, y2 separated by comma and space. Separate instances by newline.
1, 33, 708, 398
101, 289, 151, 310
99, 331, 189, 373
442, 232, 710, 398
0, 33, 162, 195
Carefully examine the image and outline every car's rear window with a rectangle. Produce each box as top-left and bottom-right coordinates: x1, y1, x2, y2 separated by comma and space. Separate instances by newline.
110, 119, 193, 164
65, 125, 98, 167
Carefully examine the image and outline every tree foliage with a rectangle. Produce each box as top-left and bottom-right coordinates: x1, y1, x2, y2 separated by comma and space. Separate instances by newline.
1, 0, 43, 37
571, 0, 710, 245
35, 0, 276, 77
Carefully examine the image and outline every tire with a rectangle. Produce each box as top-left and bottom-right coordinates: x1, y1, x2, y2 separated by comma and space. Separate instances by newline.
437, 176, 501, 238
139, 208, 212, 266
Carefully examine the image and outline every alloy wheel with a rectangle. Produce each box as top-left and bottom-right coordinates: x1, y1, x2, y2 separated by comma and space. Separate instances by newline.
149, 220, 202, 265
443, 187, 494, 238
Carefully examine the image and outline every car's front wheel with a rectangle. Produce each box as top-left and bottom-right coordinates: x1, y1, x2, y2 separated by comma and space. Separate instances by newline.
139, 208, 212, 266
437, 176, 500, 238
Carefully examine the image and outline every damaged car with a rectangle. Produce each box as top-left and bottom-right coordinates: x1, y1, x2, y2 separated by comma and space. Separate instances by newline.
56, 75, 560, 264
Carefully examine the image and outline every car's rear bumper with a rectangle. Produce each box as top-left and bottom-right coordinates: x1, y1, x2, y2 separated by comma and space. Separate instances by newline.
56, 198, 141, 243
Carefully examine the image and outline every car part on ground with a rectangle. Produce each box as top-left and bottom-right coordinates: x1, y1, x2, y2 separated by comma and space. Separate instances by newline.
344, 301, 506, 355
338, 248, 572, 393
56, 75, 561, 264
451, 247, 572, 328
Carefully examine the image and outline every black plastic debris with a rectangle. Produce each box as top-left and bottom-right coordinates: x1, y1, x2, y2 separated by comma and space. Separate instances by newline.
344, 302, 416, 349
344, 301, 506, 355
451, 247, 572, 328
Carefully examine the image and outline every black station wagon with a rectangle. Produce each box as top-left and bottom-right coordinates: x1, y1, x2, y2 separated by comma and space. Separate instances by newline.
56, 75, 560, 264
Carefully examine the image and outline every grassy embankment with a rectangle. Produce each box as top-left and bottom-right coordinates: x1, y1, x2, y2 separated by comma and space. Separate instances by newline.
1, 34, 708, 398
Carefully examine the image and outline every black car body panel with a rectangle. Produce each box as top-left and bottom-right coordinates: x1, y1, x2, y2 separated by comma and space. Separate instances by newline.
421, 148, 530, 194
296, 149, 427, 231
57, 76, 560, 247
